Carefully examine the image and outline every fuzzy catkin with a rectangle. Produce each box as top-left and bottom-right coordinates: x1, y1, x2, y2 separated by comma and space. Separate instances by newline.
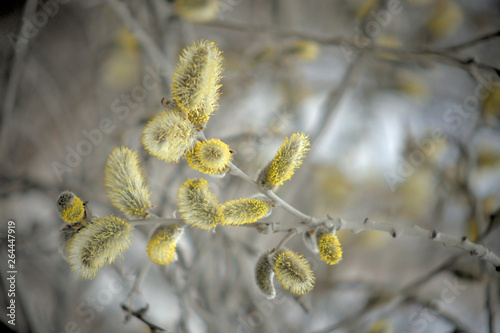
177, 178, 223, 230
142, 106, 198, 163
105, 146, 151, 218
68, 216, 133, 279
258, 132, 310, 189
57, 191, 85, 225
221, 198, 271, 226
171, 39, 223, 127
187, 139, 231, 175
175, 0, 219, 23
254, 252, 276, 299
273, 249, 315, 295
147, 225, 183, 265
317, 228, 342, 265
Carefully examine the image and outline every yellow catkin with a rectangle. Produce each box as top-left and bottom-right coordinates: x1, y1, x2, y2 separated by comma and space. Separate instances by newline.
221, 198, 271, 226
317, 229, 343, 265
175, 0, 219, 23
258, 132, 310, 189
254, 252, 276, 299
105, 146, 151, 218
283, 40, 320, 61
187, 139, 232, 175
147, 225, 183, 265
57, 191, 85, 225
141, 105, 198, 163
171, 40, 223, 127
177, 178, 223, 230
273, 249, 315, 295
67, 216, 133, 279
426, 1, 463, 40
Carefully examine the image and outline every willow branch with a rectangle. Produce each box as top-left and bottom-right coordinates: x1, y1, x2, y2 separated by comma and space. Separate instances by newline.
227, 161, 500, 269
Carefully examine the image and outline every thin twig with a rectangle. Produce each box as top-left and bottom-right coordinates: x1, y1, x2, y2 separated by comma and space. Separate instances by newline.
121, 304, 167, 332
275, 229, 297, 251
444, 29, 500, 53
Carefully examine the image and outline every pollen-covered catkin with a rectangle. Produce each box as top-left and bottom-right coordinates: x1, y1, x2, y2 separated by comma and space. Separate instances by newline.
68, 216, 133, 279
57, 191, 85, 225
254, 252, 276, 299
175, 0, 219, 23
221, 198, 271, 226
316, 227, 342, 265
147, 225, 183, 265
187, 139, 232, 175
177, 178, 223, 229
105, 146, 151, 218
273, 249, 315, 295
142, 104, 198, 163
171, 39, 223, 127
257, 132, 310, 189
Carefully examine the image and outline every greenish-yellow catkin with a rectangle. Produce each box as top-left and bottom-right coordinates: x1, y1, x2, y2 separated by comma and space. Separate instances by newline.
317, 228, 342, 265
257, 132, 310, 189
177, 178, 223, 230
221, 198, 271, 226
68, 216, 133, 279
273, 249, 315, 295
175, 0, 219, 23
147, 225, 183, 265
57, 191, 85, 225
187, 139, 232, 175
105, 146, 151, 218
142, 104, 198, 163
254, 252, 276, 299
171, 39, 223, 127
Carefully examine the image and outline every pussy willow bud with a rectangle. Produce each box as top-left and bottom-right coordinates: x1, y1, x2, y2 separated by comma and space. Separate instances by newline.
273, 249, 315, 295
147, 224, 183, 265
171, 39, 223, 127
283, 40, 320, 61
105, 146, 151, 218
257, 132, 310, 190
316, 227, 342, 265
187, 139, 232, 175
142, 104, 198, 163
221, 198, 272, 226
254, 252, 276, 299
177, 178, 223, 230
57, 191, 85, 225
67, 216, 133, 279
426, 1, 463, 40
175, 0, 219, 23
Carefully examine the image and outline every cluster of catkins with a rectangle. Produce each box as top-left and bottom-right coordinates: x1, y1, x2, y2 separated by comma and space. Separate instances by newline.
57, 40, 343, 298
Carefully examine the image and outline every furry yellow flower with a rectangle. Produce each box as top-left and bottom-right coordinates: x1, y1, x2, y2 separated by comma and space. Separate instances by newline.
317, 228, 343, 265
177, 178, 223, 230
221, 198, 271, 226
258, 132, 310, 189
147, 225, 183, 265
171, 39, 223, 127
68, 216, 133, 279
105, 146, 151, 218
187, 139, 232, 175
141, 105, 198, 163
57, 191, 85, 225
175, 0, 219, 23
273, 249, 314, 295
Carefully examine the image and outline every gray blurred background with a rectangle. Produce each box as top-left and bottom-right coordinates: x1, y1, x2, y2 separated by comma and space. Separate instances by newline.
1, 0, 500, 332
